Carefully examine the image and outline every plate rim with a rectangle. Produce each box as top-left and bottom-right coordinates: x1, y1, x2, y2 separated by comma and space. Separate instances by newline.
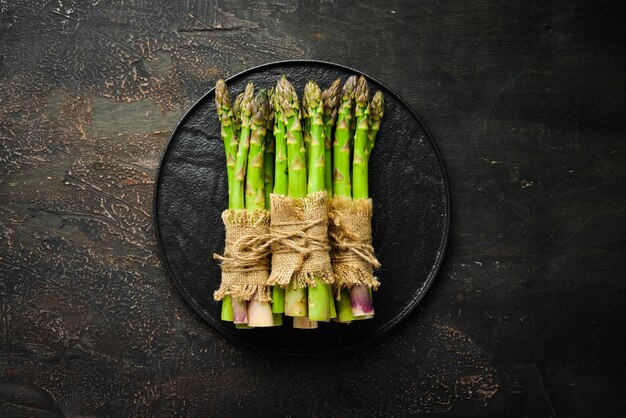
153, 59, 451, 356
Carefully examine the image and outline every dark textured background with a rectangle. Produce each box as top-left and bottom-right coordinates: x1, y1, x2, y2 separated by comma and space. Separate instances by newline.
1, 0, 624, 417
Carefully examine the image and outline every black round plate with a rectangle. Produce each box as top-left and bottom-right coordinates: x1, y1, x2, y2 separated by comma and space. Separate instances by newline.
154, 60, 450, 355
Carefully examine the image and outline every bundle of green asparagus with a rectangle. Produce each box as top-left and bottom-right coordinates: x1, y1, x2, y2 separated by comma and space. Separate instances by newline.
213, 74, 384, 329
212, 81, 276, 328
329, 76, 384, 323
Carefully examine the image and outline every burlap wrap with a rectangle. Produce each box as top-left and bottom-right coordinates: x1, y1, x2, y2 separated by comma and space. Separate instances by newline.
328, 197, 381, 291
267, 191, 334, 288
213, 209, 272, 302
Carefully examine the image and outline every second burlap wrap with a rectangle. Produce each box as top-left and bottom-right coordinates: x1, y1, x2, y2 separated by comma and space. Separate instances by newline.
328, 196, 381, 291
267, 191, 334, 288
213, 209, 272, 302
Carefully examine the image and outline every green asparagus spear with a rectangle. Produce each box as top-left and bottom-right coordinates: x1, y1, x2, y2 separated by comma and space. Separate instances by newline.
304, 80, 330, 322
233, 93, 244, 135
264, 91, 275, 209
215, 80, 236, 209
221, 296, 234, 322
228, 83, 255, 325
333, 76, 356, 198
321, 79, 342, 319
305, 81, 326, 194
352, 75, 370, 200
215, 80, 235, 322
279, 76, 307, 200
328, 278, 337, 319
246, 91, 269, 211
264, 88, 283, 324
271, 86, 287, 314
336, 288, 354, 322
246, 91, 274, 327
348, 82, 357, 176
277, 75, 308, 318
366, 91, 385, 165
333, 76, 357, 323
273, 84, 289, 196
321, 78, 341, 197
350, 77, 383, 319
232, 83, 254, 210
302, 89, 311, 174
231, 92, 243, 175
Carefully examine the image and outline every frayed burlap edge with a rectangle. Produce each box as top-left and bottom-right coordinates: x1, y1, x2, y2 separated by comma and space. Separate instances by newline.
267, 191, 334, 288
329, 197, 381, 292
213, 209, 272, 302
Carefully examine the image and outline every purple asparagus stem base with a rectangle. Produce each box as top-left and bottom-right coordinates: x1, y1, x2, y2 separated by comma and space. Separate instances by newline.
231, 298, 248, 324
350, 285, 374, 317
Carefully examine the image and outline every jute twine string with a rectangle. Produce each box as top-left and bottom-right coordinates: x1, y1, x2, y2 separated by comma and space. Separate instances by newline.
267, 191, 334, 288
328, 196, 381, 292
213, 209, 272, 302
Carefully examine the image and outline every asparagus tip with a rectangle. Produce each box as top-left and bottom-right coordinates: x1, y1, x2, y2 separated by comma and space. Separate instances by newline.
322, 78, 342, 124
244, 81, 254, 97
368, 91, 385, 143
276, 75, 299, 119
233, 92, 244, 117
215, 79, 232, 121
304, 80, 322, 116
354, 75, 370, 107
252, 89, 271, 125
267, 87, 276, 130
370, 91, 385, 119
240, 83, 255, 127
342, 75, 358, 98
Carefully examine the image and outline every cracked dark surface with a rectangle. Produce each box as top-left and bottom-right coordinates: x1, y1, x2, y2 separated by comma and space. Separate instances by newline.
1, 0, 625, 417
